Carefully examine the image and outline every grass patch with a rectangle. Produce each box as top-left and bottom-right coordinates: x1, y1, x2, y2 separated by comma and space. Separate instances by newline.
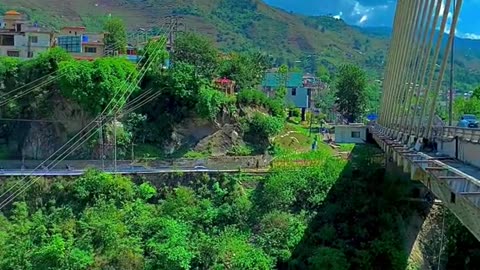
338, 143, 355, 152
272, 123, 334, 157
133, 143, 165, 160
182, 150, 210, 159
227, 144, 254, 156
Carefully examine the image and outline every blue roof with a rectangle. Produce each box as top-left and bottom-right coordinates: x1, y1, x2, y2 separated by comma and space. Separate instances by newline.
262, 72, 303, 88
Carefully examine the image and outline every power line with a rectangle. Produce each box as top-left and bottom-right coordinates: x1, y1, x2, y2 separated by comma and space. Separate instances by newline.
0, 35, 133, 107
0, 26, 171, 210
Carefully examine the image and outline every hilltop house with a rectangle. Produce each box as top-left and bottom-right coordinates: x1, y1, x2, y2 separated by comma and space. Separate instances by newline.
55, 26, 106, 61
214, 77, 236, 95
0, 10, 54, 59
261, 72, 310, 108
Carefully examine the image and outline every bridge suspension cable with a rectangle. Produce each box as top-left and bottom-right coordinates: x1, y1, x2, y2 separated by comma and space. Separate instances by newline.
378, 0, 463, 144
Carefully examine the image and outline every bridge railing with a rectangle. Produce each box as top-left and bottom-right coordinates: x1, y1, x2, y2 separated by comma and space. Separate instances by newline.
440, 127, 480, 143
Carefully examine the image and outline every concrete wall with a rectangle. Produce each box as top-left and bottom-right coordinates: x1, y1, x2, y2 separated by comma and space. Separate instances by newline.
439, 139, 480, 168
335, 125, 367, 144
0, 32, 51, 58
285, 87, 309, 108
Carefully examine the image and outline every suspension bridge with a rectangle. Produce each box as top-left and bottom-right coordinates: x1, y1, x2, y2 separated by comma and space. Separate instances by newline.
370, 0, 480, 240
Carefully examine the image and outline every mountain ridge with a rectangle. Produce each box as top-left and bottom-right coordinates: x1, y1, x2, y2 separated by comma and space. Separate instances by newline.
1, 0, 479, 91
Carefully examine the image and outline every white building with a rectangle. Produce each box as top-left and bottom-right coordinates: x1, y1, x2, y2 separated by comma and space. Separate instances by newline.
0, 10, 54, 59
334, 124, 367, 144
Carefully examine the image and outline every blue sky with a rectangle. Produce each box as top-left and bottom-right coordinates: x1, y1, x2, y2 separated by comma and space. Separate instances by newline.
263, 0, 480, 39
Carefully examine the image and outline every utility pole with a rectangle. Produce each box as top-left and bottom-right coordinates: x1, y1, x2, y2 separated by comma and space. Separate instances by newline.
448, 0, 456, 126
164, 15, 185, 64
113, 114, 117, 173
98, 119, 104, 170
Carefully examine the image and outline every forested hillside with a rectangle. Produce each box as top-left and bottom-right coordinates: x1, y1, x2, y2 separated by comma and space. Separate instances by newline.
2, 0, 480, 91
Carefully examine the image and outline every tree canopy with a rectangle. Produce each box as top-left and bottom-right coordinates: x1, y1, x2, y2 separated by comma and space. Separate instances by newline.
335, 64, 367, 123
218, 52, 269, 90
173, 32, 219, 79
103, 17, 127, 54
59, 57, 139, 115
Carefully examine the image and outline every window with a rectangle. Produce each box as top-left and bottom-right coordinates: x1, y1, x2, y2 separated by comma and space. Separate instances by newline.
351, 131, 361, 138
85, 47, 97, 53
7, 50, 20, 57
29, 36, 38, 44
0, 35, 14, 46
57, 36, 81, 53
291, 88, 297, 96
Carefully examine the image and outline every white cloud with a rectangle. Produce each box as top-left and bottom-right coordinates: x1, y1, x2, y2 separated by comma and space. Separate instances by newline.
359, 15, 368, 24
458, 32, 480, 40
333, 11, 343, 19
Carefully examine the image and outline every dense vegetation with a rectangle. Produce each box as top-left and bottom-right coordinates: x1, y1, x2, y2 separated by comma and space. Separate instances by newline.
0, 145, 417, 269
453, 87, 480, 119
2, 0, 480, 92
0, 31, 274, 159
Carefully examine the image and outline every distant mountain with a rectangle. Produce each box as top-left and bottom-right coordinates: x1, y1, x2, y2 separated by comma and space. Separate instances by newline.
1, 0, 479, 91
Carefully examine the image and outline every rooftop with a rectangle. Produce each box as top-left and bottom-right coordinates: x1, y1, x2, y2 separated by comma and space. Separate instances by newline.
262, 72, 303, 88
5, 10, 21, 16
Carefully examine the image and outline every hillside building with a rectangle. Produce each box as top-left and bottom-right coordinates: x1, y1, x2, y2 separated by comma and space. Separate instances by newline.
261, 72, 309, 108
55, 26, 106, 61
0, 10, 54, 59
214, 77, 236, 95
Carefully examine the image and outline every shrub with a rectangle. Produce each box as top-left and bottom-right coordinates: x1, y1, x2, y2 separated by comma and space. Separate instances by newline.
237, 89, 285, 117
196, 86, 236, 120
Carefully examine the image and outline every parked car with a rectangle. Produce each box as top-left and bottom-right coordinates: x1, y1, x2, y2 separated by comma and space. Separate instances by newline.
458, 114, 479, 128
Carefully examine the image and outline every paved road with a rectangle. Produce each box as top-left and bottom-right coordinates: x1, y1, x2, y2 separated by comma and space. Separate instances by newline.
0, 166, 268, 177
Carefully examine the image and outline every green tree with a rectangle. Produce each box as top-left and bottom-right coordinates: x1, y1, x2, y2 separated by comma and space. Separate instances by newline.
59, 57, 139, 115
307, 247, 350, 270
104, 17, 127, 54
472, 86, 480, 99
316, 65, 331, 84
124, 112, 147, 145
255, 211, 306, 262
21, 47, 73, 80
218, 52, 268, 90
212, 228, 273, 269
173, 32, 219, 79
244, 113, 284, 152
454, 97, 480, 119
276, 64, 289, 100
0, 57, 21, 90
365, 81, 381, 114
316, 88, 336, 121
139, 37, 169, 73
335, 64, 367, 123
145, 217, 195, 270
196, 86, 234, 120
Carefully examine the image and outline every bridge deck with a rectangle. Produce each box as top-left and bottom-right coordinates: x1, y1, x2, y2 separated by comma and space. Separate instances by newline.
370, 125, 480, 241
442, 160, 480, 182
